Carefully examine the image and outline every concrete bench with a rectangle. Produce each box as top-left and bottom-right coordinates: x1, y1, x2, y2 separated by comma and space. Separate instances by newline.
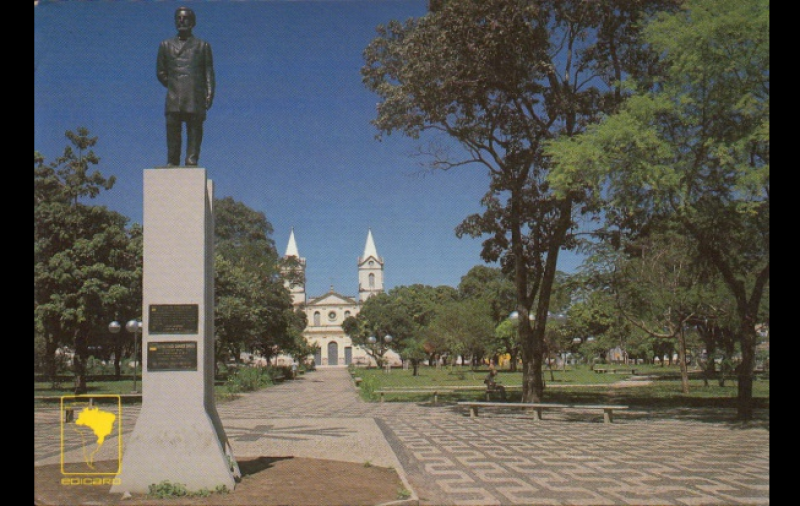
353, 377, 363, 386
375, 385, 524, 403
457, 401, 629, 424
450, 384, 523, 401
594, 368, 636, 375
375, 388, 443, 404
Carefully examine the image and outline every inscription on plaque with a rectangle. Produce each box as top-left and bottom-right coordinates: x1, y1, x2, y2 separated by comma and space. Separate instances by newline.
149, 304, 198, 334
147, 341, 198, 371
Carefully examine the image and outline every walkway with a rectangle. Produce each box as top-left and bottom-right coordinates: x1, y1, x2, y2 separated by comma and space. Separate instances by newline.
35, 368, 769, 505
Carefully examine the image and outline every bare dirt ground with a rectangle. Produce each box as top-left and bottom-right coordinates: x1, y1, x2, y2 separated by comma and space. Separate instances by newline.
35, 456, 407, 506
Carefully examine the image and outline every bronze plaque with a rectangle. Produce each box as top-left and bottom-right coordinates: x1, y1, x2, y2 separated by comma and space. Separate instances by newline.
147, 341, 198, 371
148, 304, 198, 334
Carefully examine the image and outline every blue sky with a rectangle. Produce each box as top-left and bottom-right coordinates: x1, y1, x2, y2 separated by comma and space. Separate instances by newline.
35, 0, 585, 298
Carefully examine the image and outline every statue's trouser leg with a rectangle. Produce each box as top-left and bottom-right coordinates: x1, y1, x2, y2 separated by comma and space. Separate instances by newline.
166, 113, 182, 166
185, 116, 204, 166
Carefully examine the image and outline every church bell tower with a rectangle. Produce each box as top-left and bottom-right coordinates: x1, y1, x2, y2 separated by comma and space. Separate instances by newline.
282, 228, 306, 306
358, 229, 384, 302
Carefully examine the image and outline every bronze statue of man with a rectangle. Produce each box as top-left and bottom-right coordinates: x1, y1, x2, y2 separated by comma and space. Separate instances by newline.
157, 6, 215, 166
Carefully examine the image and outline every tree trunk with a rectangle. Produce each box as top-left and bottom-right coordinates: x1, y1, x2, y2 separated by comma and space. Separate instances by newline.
45, 337, 59, 389
736, 320, 757, 421
677, 328, 689, 394
72, 330, 88, 395
113, 338, 122, 380
509, 349, 518, 372
520, 317, 544, 402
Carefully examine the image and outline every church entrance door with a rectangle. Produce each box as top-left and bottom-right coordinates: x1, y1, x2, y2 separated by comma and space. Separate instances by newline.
328, 341, 339, 366
344, 346, 352, 365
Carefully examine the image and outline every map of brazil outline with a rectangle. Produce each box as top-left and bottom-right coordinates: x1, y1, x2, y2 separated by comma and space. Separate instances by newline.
60, 396, 122, 475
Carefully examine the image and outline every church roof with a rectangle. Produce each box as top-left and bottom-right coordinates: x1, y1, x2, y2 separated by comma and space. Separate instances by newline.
306, 291, 359, 306
285, 228, 300, 257
362, 229, 379, 260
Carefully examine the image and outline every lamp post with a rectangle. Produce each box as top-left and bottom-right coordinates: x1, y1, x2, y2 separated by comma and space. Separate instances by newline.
507, 311, 536, 324
109, 318, 142, 393
507, 310, 533, 371
509, 309, 564, 384
549, 313, 567, 371
367, 333, 392, 371
508, 309, 536, 376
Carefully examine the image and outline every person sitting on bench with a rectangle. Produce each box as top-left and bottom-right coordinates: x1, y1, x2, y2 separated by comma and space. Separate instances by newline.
484, 368, 507, 401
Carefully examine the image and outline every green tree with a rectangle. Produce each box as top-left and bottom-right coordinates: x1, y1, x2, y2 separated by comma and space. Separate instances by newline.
457, 265, 517, 368
427, 298, 496, 369
214, 196, 276, 271
546, 0, 768, 419
458, 266, 516, 320
345, 284, 457, 373
35, 128, 140, 392
362, 0, 677, 402
212, 197, 300, 366
611, 233, 711, 393
492, 319, 520, 370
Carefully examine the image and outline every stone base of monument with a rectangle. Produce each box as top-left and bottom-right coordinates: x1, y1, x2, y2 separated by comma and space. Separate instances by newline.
110, 168, 238, 494
110, 406, 237, 493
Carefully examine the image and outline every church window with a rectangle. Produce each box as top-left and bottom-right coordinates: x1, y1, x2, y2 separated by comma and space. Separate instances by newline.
328, 311, 337, 321
313, 311, 321, 326
369, 273, 375, 288
345, 311, 351, 318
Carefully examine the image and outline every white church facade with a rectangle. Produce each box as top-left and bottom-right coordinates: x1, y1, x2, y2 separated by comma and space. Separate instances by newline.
281, 229, 400, 367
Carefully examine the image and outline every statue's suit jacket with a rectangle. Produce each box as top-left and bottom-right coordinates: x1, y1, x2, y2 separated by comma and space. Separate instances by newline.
157, 35, 215, 119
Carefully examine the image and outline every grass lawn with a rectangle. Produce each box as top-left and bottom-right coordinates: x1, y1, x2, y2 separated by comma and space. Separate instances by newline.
34, 378, 242, 404
350, 364, 770, 409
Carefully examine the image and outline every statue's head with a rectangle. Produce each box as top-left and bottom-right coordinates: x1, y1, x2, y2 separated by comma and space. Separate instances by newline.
174, 6, 196, 33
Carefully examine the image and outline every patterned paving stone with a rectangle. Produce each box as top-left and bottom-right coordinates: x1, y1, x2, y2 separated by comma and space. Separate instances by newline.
35, 368, 769, 505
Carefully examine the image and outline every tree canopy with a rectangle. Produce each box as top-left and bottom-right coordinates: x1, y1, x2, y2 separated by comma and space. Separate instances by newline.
35, 128, 141, 392
362, 0, 677, 401
212, 197, 305, 364
546, 0, 769, 419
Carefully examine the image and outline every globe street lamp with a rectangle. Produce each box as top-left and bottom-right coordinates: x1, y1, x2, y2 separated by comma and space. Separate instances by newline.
507, 311, 534, 323
367, 333, 393, 371
109, 318, 142, 393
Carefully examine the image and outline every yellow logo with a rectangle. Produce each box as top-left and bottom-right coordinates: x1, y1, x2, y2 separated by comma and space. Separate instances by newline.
60, 395, 122, 478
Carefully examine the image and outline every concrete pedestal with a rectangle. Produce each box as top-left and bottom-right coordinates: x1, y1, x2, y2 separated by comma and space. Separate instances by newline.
111, 168, 238, 494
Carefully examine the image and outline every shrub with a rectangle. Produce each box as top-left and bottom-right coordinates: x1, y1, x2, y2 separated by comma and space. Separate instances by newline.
360, 375, 377, 398
272, 365, 293, 381
86, 356, 117, 376
226, 365, 271, 393
147, 480, 229, 499
148, 480, 188, 498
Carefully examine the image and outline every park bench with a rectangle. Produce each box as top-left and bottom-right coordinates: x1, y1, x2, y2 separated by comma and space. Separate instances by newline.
374, 385, 524, 404
593, 368, 637, 375
452, 384, 524, 400
456, 401, 629, 424
353, 376, 363, 386
375, 388, 443, 404
484, 384, 504, 401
